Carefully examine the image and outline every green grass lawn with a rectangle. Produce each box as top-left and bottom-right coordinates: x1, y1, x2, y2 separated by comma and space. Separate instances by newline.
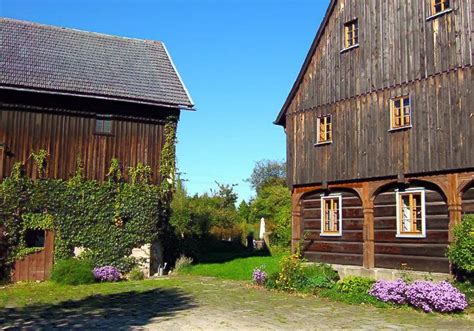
180, 253, 285, 281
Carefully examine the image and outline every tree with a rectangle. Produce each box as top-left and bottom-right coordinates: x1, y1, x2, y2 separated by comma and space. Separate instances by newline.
247, 160, 286, 192
250, 184, 291, 247
238, 200, 251, 223
170, 176, 191, 238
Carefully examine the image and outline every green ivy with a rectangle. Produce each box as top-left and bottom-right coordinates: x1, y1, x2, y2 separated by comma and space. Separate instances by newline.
0, 116, 178, 280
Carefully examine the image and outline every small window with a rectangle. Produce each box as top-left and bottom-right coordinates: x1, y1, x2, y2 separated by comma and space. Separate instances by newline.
344, 19, 359, 49
316, 115, 332, 144
390, 96, 412, 130
320, 195, 342, 236
396, 189, 426, 238
431, 0, 450, 15
25, 229, 45, 248
95, 115, 113, 135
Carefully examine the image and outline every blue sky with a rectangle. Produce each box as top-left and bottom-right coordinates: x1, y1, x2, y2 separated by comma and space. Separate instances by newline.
2, 0, 329, 202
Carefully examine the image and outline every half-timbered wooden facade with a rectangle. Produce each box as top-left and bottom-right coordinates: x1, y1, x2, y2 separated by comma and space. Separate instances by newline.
0, 18, 194, 280
275, 0, 473, 273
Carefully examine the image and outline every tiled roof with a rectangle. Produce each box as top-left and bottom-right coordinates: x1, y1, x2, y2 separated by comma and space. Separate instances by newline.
0, 18, 194, 109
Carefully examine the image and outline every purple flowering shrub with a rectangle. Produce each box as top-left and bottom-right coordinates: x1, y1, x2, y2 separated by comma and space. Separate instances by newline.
93, 266, 122, 282
406, 281, 468, 313
252, 267, 267, 286
369, 279, 407, 304
369, 279, 468, 313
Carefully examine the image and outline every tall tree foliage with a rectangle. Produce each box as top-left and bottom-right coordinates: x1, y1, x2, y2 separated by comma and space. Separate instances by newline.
247, 160, 291, 247
246, 160, 286, 192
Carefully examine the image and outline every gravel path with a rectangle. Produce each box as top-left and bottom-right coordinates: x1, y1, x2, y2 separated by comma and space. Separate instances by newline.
1, 276, 473, 330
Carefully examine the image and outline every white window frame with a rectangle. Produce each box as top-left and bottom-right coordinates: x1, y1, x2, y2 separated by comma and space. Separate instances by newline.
395, 188, 426, 238
320, 194, 343, 237
389, 95, 412, 131
315, 115, 332, 145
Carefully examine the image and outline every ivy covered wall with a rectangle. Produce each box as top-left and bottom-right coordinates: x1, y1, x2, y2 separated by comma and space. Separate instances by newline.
0, 116, 178, 280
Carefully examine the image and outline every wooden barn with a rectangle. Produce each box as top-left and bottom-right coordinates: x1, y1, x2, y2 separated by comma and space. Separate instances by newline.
0, 18, 194, 280
275, 0, 473, 275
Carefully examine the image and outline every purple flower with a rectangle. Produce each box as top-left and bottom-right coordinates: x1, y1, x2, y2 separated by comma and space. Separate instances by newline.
369, 279, 468, 313
369, 279, 407, 304
252, 268, 267, 286
93, 266, 122, 282
406, 280, 468, 313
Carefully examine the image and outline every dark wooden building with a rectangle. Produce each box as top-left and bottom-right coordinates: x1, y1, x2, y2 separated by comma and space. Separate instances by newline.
0, 18, 194, 280
275, 0, 473, 274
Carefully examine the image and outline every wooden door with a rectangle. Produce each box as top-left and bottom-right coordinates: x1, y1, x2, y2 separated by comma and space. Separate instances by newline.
13, 231, 55, 282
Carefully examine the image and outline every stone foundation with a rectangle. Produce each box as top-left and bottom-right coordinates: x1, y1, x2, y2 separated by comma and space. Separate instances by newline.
329, 264, 451, 281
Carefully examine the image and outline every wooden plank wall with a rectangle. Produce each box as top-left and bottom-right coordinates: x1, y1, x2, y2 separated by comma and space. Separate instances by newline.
13, 231, 54, 281
288, 68, 474, 186
1, 108, 166, 183
301, 190, 364, 266
373, 186, 449, 273
462, 185, 474, 215
286, 0, 473, 186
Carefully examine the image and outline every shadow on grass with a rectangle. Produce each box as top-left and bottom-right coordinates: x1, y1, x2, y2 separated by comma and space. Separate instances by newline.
197, 248, 271, 264
0, 287, 196, 329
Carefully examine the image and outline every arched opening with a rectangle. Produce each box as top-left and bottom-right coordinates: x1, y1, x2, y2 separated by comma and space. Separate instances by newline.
299, 188, 363, 266
372, 181, 449, 273
461, 181, 474, 216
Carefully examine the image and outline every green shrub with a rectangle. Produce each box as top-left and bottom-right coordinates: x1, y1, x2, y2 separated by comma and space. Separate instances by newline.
274, 253, 306, 292
447, 215, 474, 277
336, 276, 375, 294
128, 267, 145, 281
50, 259, 95, 285
174, 255, 193, 274
264, 272, 279, 290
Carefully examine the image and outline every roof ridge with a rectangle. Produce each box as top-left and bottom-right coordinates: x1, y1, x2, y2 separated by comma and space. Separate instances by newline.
0, 17, 164, 45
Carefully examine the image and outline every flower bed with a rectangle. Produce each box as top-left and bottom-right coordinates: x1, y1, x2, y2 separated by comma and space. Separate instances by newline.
370, 279, 468, 313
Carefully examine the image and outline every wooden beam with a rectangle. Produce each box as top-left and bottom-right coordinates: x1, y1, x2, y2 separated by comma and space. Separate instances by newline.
362, 182, 375, 269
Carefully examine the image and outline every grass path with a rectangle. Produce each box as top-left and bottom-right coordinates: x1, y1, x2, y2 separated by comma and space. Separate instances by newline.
180, 253, 283, 280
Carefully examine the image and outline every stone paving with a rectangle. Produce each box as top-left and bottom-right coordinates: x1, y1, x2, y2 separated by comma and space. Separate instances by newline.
1, 276, 473, 330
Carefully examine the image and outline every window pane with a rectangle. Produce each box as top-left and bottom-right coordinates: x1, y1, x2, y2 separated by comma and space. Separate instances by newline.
95, 119, 104, 132
103, 120, 112, 133
25, 230, 45, 248
394, 99, 401, 108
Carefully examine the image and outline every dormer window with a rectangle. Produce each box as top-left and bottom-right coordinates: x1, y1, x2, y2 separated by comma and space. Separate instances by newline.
95, 115, 113, 135
316, 115, 332, 144
341, 19, 359, 52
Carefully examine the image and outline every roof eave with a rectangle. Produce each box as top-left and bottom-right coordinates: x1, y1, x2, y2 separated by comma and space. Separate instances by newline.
0, 85, 195, 111
274, 0, 337, 127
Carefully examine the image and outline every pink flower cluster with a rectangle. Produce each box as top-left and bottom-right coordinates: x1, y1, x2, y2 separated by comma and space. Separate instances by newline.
252, 268, 267, 286
369, 279, 468, 313
93, 266, 122, 282
369, 279, 407, 304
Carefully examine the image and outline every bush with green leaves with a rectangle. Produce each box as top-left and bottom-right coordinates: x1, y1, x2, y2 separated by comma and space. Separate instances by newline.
447, 215, 473, 277
336, 276, 375, 294
50, 258, 95, 285
302, 263, 340, 290
127, 267, 145, 281
173, 255, 194, 274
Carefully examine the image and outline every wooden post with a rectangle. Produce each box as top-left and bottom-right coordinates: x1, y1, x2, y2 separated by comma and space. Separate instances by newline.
362, 183, 375, 269
291, 191, 302, 254
447, 174, 462, 242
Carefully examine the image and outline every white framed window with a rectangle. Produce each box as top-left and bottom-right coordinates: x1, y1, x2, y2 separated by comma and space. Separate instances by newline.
396, 188, 426, 238
320, 194, 342, 236
390, 96, 412, 131
316, 115, 332, 145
